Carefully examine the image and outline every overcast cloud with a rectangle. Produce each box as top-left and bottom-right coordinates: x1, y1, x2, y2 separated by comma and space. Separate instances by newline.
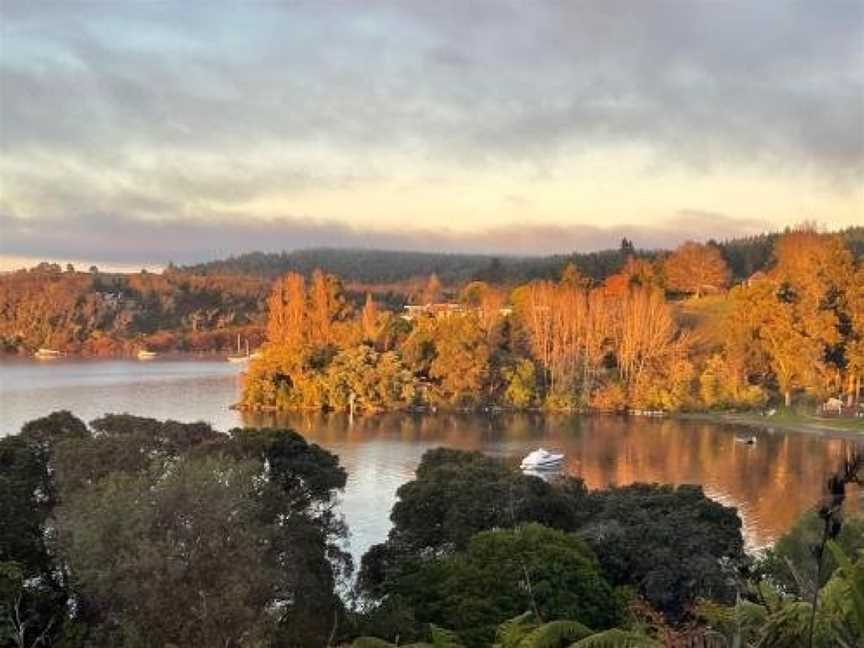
0, 209, 771, 265
0, 1, 861, 265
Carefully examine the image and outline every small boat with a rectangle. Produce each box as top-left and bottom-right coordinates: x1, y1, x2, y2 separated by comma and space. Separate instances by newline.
34, 348, 61, 359
227, 335, 251, 363
735, 435, 757, 445
521, 448, 565, 470
137, 349, 157, 360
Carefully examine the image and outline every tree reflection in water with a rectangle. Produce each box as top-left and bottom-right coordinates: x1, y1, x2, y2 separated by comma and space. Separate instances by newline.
241, 410, 861, 555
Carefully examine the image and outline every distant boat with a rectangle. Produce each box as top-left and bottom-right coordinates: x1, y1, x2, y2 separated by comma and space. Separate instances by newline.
34, 348, 61, 359
227, 335, 251, 363
137, 349, 157, 360
521, 448, 565, 471
735, 435, 757, 445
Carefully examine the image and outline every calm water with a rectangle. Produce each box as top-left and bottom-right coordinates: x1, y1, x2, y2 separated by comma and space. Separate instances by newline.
1, 358, 860, 560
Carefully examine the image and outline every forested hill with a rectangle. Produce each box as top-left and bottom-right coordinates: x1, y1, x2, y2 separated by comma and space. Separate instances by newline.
181, 226, 864, 284
3, 225, 861, 356
181, 246, 655, 284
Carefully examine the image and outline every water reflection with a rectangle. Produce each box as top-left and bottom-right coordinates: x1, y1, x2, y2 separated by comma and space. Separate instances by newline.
1, 359, 860, 563
245, 410, 861, 555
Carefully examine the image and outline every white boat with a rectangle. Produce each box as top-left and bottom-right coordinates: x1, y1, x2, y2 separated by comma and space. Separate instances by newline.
137, 349, 157, 360
735, 435, 757, 445
34, 348, 62, 359
520, 448, 565, 470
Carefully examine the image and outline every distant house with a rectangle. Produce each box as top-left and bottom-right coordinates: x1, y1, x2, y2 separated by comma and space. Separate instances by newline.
401, 303, 513, 321
401, 303, 465, 321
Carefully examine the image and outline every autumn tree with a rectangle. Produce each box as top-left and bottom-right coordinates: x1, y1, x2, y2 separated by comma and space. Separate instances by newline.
602, 256, 661, 297
549, 283, 587, 398
460, 281, 506, 343
846, 264, 864, 403
308, 269, 349, 347
582, 288, 611, 400
611, 287, 691, 408
725, 281, 829, 407
429, 314, 491, 405
773, 228, 858, 401
664, 241, 730, 298
361, 293, 380, 343
560, 262, 590, 288
419, 273, 443, 305
266, 272, 306, 346
773, 227, 854, 307
512, 281, 555, 388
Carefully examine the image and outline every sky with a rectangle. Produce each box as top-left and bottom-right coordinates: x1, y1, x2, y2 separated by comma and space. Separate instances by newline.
1, 1, 862, 269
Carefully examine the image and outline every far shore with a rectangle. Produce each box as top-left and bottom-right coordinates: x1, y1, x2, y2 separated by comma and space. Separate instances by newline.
675, 410, 863, 439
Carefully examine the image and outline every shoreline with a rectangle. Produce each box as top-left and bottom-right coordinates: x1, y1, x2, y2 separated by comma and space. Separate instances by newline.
675, 411, 863, 440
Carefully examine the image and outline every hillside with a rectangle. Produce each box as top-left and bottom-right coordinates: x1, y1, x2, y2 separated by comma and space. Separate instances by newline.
181, 226, 864, 284
3, 225, 861, 356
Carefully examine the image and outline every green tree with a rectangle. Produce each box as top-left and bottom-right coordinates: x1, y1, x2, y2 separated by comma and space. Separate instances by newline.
0, 412, 92, 647
757, 512, 864, 597
56, 457, 278, 647
579, 483, 745, 620
503, 358, 538, 408
391, 525, 621, 647
429, 315, 491, 405
322, 345, 416, 412
42, 414, 351, 646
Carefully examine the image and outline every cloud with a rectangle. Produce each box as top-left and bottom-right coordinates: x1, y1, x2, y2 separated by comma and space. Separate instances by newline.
0, 210, 770, 266
0, 0, 861, 265
1, 1, 861, 177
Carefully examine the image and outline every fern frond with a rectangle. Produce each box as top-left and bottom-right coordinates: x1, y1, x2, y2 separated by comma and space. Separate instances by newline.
826, 540, 864, 634
429, 624, 465, 648
568, 628, 662, 648
517, 620, 593, 648
495, 611, 539, 648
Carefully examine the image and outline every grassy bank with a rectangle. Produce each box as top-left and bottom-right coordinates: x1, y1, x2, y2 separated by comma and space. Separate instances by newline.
677, 409, 864, 438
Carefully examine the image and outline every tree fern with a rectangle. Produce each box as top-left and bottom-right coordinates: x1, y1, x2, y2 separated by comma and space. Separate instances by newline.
756, 601, 841, 648
495, 612, 539, 648
429, 624, 465, 647
517, 620, 593, 647
568, 628, 662, 648
826, 540, 864, 636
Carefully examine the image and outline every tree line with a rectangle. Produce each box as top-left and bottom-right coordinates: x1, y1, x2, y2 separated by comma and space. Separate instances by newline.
2, 411, 861, 646
180, 226, 864, 285
3, 226, 861, 364
0, 266, 269, 355
243, 227, 864, 413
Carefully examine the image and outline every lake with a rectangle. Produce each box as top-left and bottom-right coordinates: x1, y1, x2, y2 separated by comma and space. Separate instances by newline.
1, 357, 860, 561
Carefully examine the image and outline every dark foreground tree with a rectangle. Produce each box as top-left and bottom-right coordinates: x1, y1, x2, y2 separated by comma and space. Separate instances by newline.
388, 524, 623, 647
1, 411, 351, 648
358, 448, 590, 598
56, 456, 278, 647
359, 448, 745, 628
579, 483, 744, 620
1, 412, 91, 647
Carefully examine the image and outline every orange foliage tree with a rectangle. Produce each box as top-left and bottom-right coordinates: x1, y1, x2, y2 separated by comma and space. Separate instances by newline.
664, 242, 730, 298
